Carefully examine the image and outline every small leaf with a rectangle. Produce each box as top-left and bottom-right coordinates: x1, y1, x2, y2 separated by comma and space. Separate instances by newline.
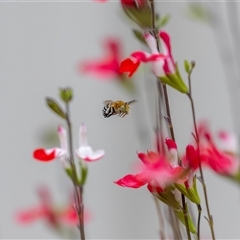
46, 98, 66, 119
187, 3, 211, 23
132, 29, 147, 46
79, 161, 88, 185
65, 167, 73, 181
184, 60, 190, 74
156, 15, 170, 29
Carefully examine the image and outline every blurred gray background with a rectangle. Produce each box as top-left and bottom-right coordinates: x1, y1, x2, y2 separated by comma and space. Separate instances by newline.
1, 1, 240, 239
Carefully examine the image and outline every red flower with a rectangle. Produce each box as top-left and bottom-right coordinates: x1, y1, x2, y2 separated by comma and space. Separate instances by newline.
15, 186, 89, 227
115, 150, 187, 193
183, 122, 239, 176
121, 0, 146, 8
79, 38, 122, 80
33, 124, 104, 165
119, 31, 176, 78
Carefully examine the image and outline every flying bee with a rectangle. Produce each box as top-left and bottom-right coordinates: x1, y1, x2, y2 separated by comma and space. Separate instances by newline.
102, 99, 137, 118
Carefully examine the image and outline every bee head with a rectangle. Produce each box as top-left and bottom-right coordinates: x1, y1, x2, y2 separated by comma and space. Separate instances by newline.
122, 104, 130, 113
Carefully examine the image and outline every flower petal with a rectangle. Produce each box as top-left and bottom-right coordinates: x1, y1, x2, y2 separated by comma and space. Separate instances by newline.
114, 174, 146, 188
119, 58, 140, 77
131, 51, 164, 62
33, 148, 66, 162
15, 206, 46, 223
76, 147, 104, 162
58, 125, 68, 151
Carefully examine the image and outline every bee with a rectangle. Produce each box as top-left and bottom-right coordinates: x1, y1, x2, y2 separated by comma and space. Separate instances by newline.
102, 99, 137, 118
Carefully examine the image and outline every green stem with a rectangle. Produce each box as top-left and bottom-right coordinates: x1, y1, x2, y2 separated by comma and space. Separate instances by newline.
149, 1, 191, 239
65, 103, 85, 240
197, 204, 202, 240
187, 68, 215, 240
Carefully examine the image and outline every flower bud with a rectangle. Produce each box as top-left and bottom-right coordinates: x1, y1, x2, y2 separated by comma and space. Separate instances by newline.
59, 87, 73, 103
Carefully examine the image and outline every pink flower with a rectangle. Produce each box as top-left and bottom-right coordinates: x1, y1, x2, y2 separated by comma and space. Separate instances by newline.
15, 186, 90, 227
79, 38, 122, 80
115, 150, 187, 193
183, 122, 239, 176
33, 124, 104, 164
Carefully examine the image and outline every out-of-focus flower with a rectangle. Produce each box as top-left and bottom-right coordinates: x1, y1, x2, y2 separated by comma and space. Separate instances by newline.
119, 31, 188, 93
33, 124, 104, 164
120, 0, 147, 8
183, 122, 239, 176
79, 38, 122, 80
15, 186, 89, 227
115, 148, 187, 192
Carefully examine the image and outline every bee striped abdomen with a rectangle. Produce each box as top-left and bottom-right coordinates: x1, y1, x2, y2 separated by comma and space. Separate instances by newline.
102, 104, 115, 118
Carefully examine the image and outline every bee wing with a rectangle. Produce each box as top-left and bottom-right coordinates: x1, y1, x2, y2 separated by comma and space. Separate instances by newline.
126, 99, 137, 105
103, 100, 113, 105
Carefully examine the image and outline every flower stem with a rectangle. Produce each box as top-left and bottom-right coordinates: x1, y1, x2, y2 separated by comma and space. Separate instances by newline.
65, 103, 85, 240
153, 196, 165, 240
187, 68, 215, 240
197, 204, 202, 240
148, 1, 191, 239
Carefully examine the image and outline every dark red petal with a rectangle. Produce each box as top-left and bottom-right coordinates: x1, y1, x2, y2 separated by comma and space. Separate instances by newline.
33, 149, 56, 162
186, 145, 199, 170
159, 31, 172, 55
147, 184, 164, 193
114, 174, 146, 188
119, 58, 140, 77
165, 138, 177, 149
137, 152, 149, 165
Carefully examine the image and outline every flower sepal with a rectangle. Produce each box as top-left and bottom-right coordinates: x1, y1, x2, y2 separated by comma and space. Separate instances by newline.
121, 3, 152, 28
174, 176, 201, 204
154, 186, 180, 210
174, 204, 197, 234
159, 64, 188, 93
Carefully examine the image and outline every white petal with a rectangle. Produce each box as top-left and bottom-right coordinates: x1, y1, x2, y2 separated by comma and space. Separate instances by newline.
88, 150, 105, 161
79, 123, 88, 147
152, 59, 165, 77
57, 125, 68, 152
144, 33, 158, 54
76, 146, 93, 159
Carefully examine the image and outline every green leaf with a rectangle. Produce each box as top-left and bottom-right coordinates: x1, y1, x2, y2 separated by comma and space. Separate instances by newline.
156, 14, 170, 29
79, 161, 88, 185
46, 98, 66, 119
65, 167, 73, 181
132, 29, 147, 46
184, 60, 190, 74
174, 204, 197, 234
187, 3, 211, 23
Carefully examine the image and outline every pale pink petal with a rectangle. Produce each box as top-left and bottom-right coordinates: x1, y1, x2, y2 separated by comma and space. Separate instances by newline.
79, 123, 88, 147
218, 131, 238, 153
144, 32, 158, 54
58, 125, 68, 151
